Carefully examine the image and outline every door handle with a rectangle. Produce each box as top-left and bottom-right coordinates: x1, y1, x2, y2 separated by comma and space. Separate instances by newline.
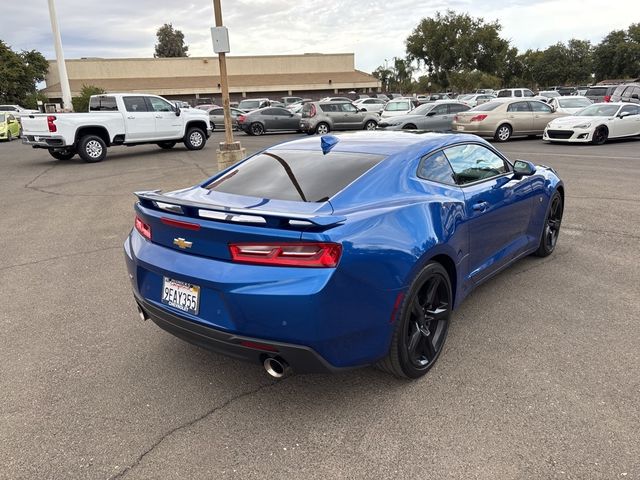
127, 116, 135, 119
473, 201, 489, 212
155, 115, 163, 118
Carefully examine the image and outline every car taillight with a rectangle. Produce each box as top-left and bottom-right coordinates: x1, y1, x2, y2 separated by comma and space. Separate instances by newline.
237, 115, 246, 123
229, 242, 342, 268
470, 114, 487, 122
604, 95, 611, 102
47, 115, 57, 132
309, 104, 317, 117
453, 115, 459, 122
160, 217, 201, 231
135, 215, 152, 240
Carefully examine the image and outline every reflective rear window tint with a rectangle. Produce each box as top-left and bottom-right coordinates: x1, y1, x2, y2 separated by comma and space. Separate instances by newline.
206, 149, 386, 202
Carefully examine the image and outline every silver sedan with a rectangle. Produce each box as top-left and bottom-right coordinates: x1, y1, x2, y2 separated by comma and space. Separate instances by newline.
377, 102, 470, 131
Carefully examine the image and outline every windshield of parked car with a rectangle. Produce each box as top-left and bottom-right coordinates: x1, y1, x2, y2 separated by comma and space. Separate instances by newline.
205, 149, 386, 202
469, 102, 501, 112
238, 100, 261, 109
385, 101, 412, 111
576, 104, 620, 116
540, 91, 561, 97
558, 98, 592, 108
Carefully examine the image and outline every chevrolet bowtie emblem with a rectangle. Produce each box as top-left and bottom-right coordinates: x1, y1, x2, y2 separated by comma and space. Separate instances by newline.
173, 237, 193, 249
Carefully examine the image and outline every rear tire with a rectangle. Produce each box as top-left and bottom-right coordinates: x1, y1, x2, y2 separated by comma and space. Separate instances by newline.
78, 135, 107, 163
377, 262, 452, 379
403, 124, 417, 130
250, 123, 265, 136
315, 122, 330, 135
157, 141, 176, 149
494, 124, 512, 142
184, 127, 206, 150
364, 120, 377, 130
48, 149, 76, 161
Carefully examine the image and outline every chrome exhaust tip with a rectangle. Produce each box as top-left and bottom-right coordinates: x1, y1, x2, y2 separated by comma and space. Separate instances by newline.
137, 305, 148, 321
263, 357, 290, 379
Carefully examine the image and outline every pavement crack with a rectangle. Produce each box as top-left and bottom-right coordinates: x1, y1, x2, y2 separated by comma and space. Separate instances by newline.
24, 164, 58, 190
109, 380, 279, 479
0, 245, 121, 271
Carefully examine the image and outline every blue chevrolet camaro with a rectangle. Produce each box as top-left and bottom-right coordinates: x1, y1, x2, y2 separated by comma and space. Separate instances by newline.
124, 131, 564, 379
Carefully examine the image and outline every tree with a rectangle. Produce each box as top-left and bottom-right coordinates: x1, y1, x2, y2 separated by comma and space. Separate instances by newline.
405, 10, 510, 88
71, 84, 106, 112
372, 65, 393, 91
154, 24, 189, 58
0, 41, 48, 105
593, 25, 640, 80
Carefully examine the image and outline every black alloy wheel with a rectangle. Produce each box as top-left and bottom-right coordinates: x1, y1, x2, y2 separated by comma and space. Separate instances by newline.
592, 126, 608, 145
250, 123, 265, 136
535, 191, 563, 257
378, 262, 452, 379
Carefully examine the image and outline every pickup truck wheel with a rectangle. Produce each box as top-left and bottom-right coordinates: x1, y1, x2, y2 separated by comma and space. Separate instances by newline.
48, 149, 76, 161
157, 141, 177, 149
78, 135, 107, 163
184, 127, 206, 150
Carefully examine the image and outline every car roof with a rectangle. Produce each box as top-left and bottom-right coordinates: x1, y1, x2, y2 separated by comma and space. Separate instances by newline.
269, 131, 484, 156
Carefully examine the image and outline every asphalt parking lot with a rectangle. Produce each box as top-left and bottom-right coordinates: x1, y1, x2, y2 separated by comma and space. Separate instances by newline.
1, 132, 639, 479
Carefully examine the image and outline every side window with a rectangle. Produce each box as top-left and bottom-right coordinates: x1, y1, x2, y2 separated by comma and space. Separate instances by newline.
320, 103, 339, 113
261, 108, 279, 115
432, 104, 448, 115
210, 108, 223, 116
523, 90, 535, 97
444, 144, 509, 185
507, 102, 531, 113
147, 97, 173, 112
123, 96, 149, 112
340, 103, 357, 113
620, 105, 639, 116
448, 103, 469, 113
529, 101, 552, 113
514, 90, 523, 97
417, 151, 456, 185
89, 96, 118, 112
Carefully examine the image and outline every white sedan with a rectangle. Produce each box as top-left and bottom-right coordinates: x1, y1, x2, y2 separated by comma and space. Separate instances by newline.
547, 96, 593, 114
543, 102, 640, 144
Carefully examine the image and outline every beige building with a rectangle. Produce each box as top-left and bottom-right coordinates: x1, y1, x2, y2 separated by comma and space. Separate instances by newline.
43, 53, 381, 104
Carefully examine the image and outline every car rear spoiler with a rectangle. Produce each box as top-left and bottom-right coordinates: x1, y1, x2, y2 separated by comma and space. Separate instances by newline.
135, 191, 346, 228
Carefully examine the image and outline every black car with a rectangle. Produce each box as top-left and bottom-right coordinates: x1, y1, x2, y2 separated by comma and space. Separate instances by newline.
237, 107, 301, 136
585, 85, 618, 103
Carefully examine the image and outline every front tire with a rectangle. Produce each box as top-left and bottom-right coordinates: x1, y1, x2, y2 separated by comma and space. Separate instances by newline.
157, 141, 176, 149
78, 135, 107, 163
591, 126, 608, 145
7, 131, 12, 142
534, 191, 563, 257
184, 127, 206, 150
364, 120, 377, 130
48, 148, 76, 161
494, 124, 512, 142
377, 262, 452, 379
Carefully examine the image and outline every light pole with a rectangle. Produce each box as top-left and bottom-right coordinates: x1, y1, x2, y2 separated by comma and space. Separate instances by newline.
47, 0, 72, 111
211, 0, 245, 170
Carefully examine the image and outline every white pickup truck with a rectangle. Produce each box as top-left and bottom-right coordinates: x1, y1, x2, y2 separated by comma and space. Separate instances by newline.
21, 93, 211, 162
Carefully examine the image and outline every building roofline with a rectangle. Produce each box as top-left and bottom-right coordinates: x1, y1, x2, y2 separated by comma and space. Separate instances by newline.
48, 53, 355, 63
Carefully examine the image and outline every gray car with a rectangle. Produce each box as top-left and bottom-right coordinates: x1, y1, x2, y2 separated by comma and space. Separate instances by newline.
237, 107, 301, 136
207, 107, 244, 130
377, 102, 470, 131
585, 85, 618, 103
299, 101, 379, 134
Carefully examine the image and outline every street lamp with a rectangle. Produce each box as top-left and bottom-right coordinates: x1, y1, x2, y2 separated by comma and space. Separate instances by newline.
47, 0, 72, 111
211, 0, 245, 170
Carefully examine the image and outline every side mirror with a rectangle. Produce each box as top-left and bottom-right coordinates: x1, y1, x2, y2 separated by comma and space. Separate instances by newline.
618, 111, 632, 119
550, 105, 556, 112
426, 111, 437, 117
632, 94, 639, 100
175, 106, 181, 116
359, 108, 367, 112
513, 160, 536, 178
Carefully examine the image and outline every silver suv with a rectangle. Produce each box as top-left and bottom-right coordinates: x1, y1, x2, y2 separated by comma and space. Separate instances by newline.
300, 101, 379, 134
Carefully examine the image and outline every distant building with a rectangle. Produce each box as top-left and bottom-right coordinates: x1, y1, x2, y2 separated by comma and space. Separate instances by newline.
42, 53, 381, 105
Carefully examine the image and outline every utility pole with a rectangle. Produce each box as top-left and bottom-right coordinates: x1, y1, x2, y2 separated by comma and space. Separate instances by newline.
212, 0, 245, 170
47, 0, 73, 111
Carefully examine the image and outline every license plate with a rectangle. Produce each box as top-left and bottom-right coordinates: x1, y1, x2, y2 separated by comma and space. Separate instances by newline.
161, 277, 200, 315
456, 125, 465, 131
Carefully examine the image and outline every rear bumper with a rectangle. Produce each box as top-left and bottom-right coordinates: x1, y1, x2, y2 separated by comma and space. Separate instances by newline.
134, 294, 344, 374
22, 134, 69, 148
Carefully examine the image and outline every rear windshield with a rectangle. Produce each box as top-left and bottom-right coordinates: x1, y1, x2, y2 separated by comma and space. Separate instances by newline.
238, 100, 261, 109
585, 87, 608, 96
205, 149, 385, 202
89, 96, 118, 112
470, 102, 501, 112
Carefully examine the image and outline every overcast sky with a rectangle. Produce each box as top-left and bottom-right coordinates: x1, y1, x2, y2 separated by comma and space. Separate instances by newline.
2, 0, 636, 74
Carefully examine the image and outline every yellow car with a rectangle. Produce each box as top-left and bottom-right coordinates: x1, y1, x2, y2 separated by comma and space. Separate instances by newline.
0, 112, 21, 141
